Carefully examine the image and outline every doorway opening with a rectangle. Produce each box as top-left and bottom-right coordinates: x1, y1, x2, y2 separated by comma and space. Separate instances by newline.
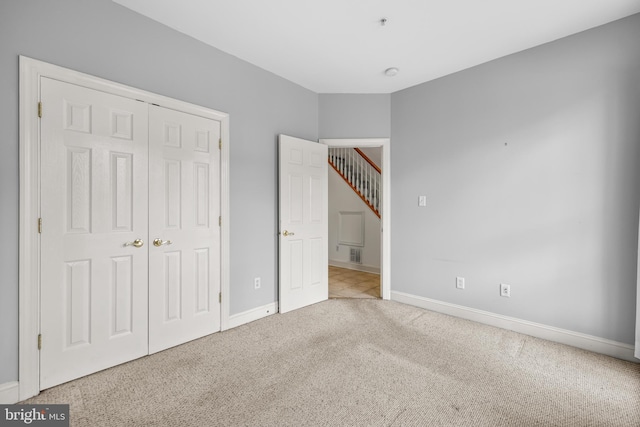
320, 138, 391, 301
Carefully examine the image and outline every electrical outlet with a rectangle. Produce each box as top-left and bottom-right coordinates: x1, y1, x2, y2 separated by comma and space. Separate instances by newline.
456, 277, 465, 289
500, 283, 510, 298
254, 277, 261, 289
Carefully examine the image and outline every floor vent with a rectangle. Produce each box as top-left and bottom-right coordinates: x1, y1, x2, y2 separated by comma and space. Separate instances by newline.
350, 248, 362, 264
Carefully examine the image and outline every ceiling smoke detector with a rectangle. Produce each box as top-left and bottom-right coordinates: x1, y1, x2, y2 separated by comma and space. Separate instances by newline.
384, 67, 399, 77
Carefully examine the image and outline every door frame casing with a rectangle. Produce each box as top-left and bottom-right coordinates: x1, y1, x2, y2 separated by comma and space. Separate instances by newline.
18, 56, 231, 400
319, 138, 391, 300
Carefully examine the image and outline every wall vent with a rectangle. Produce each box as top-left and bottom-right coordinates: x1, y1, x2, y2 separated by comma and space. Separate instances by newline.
350, 248, 362, 264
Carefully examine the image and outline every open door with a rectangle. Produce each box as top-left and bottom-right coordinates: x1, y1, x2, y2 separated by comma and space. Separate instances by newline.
278, 135, 328, 313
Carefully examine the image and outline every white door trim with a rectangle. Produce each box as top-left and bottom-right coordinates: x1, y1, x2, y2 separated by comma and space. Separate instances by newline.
18, 56, 231, 400
319, 138, 391, 300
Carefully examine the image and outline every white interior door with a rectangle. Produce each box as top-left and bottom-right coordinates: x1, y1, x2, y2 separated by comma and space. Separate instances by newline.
40, 78, 149, 389
278, 135, 328, 313
148, 105, 221, 353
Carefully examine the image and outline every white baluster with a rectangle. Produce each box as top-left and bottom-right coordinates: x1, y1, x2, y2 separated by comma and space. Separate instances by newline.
353, 152, 357, 188
360, 157, 364, 194
345, 148, 348, 177
349, 149, 353, 183
374, 175, 378, 209
369, 164, 372, 200
351, 149, 354, 183
368, 165, 372, 203
345, 148, 348, 178
344, 148, 348, 179
369, 166, 375, 204
357, 155, 361, 193
356, 151, 359, 187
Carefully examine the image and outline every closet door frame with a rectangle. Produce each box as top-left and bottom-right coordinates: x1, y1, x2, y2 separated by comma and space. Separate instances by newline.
18, 56, 231, 401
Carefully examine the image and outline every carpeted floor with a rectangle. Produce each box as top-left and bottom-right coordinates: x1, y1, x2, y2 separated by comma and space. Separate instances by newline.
25, 299, 640, 426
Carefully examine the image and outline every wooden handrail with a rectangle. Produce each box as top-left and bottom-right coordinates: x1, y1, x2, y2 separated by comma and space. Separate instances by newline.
354, 148, 381, 174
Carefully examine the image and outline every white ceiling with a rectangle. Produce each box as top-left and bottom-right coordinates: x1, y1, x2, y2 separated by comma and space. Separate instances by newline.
113, 0, 640, 94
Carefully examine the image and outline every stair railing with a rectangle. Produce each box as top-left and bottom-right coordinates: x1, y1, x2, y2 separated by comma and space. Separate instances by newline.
328, 147, 381, 218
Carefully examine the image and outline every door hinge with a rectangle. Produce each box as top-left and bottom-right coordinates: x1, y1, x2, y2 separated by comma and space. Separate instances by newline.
38, 218, 42, 234
38, 102, 42, 118
219, 216, 221, 227
38, 334, 42, 350
219, 292, 222, 303
219, 138, 222, 150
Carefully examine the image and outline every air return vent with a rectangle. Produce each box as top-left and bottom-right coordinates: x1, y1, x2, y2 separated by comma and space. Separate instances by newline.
350, 248, 362, 264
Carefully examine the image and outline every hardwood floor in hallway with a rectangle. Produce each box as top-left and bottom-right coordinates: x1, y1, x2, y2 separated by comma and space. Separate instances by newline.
328, 265, 380, 299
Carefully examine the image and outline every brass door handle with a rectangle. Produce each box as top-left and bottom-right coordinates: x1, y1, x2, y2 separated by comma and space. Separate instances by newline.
153, 238, 173, 247
124, 239, 144, 248
282, 230, 295, 237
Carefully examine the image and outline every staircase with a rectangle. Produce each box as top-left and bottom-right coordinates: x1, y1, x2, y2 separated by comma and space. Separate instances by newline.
328, 147, 381, 218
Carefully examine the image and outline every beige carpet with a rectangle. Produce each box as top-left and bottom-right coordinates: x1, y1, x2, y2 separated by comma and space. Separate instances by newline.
25, 299, 640, 426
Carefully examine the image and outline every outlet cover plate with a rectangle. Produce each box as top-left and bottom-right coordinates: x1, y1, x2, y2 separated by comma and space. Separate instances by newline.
456, 277, 465, 289
500, 283, 510, 297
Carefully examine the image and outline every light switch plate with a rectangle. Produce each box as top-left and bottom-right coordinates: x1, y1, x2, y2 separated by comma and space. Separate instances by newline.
418, 195, 427, 207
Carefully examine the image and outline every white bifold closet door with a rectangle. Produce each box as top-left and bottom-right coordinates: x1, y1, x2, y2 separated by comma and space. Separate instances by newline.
39, 78, 150, 389
39, 78, 220, 389
148, 105, 221, 354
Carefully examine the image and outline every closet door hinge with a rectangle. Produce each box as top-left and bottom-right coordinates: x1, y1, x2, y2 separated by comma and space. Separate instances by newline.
219, 292, 222, 304
219, 216, 221, 227
38, 102, 42, 118
38, 334, 42, 350
38, 218, 42, 234
219, 138, 222, 150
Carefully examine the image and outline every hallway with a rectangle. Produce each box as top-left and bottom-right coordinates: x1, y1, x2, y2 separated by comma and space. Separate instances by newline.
328, 266, 380, 299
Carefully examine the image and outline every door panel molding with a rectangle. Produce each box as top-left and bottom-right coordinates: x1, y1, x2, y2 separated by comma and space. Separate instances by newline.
19, 56, 230, 400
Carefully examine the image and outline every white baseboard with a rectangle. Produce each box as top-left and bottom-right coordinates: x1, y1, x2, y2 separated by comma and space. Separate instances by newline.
329, 260, 380, 274
0, 381, 19, 404
227, 302, 278, 330
391, 291, 637, 363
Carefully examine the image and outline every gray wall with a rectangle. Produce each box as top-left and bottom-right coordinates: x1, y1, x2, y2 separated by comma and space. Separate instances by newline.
319, 94, 390, 139
0, 0, 318, 384
391, 14, 640, 344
